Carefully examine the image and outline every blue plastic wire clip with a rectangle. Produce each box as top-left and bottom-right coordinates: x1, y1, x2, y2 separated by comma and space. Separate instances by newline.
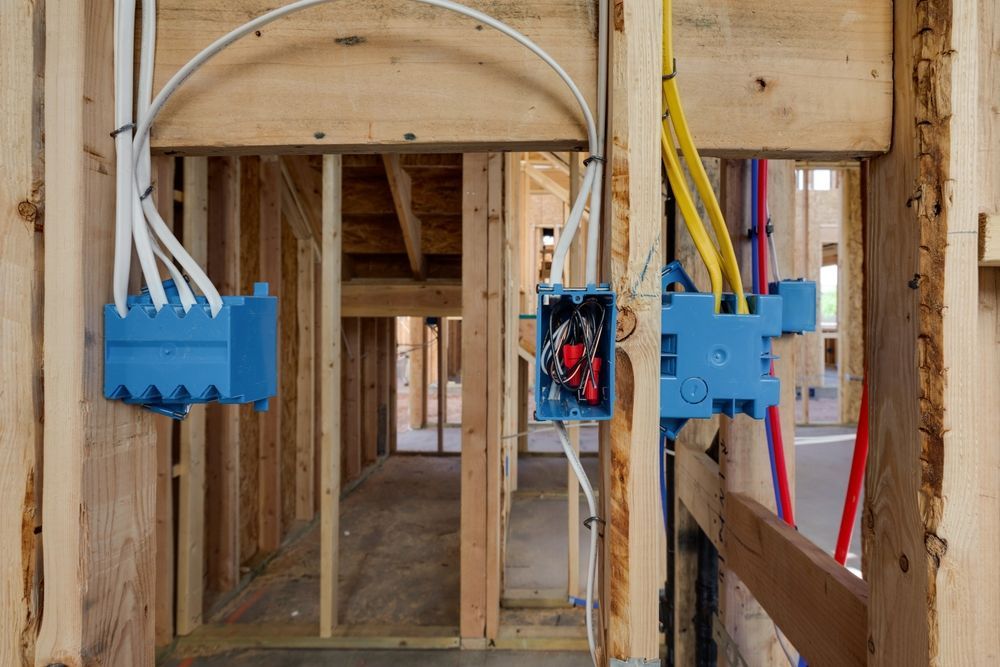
104, 280, 278, 420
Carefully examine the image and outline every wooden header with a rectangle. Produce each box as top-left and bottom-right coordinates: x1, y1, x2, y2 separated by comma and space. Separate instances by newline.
149, 0, 890, 157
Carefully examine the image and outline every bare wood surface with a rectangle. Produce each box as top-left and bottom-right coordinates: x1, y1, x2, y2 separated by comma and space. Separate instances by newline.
177, 157, 209, 636
383, 154, 427, 279
205, 156, 242, 592
36, 2, 156, 662
320, 155, 343, 636
343, 281, 461, 318
296, 241, 317, 520
151, 0, 890, 157
603, 0, 663, 661
460, 154, 489, 640
0, 1, 42, 661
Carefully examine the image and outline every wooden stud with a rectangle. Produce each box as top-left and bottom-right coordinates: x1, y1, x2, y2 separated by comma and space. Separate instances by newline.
485, 152, 504, 641
864, 0, 987, 662
259, 156, 283, 552
296, 240, 317, 521
36, 1, 156, 662
362, 318, 379, 465
205, 156, 242, 592
320, 154, 343, 636
839, 167, 864, 423
603, 0, 662, 660
0, 3, 42, 661
342, 318, 363, 482
407, 318, 427, 429
176, 157, 208, 636
437, 318, 447, 453
152, 155, 177, 648
460, 153, 490, 640
342, 281, 462, 318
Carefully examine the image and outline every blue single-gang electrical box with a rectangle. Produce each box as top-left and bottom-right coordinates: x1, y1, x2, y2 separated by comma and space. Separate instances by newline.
535, 283, 616, 422
659, 262, 815, 439
104, 280, 277, 420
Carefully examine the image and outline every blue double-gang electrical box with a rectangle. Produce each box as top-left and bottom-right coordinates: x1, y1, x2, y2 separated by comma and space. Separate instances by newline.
104, 280, 277, 420
535, 283, 616, 422
660, 262, 815, 439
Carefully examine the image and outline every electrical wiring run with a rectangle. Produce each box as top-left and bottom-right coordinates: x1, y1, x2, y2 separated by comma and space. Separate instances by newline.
540, 298, 607, 406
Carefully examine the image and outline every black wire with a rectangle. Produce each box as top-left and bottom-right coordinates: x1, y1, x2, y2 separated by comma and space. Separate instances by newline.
544, 297, 607, 401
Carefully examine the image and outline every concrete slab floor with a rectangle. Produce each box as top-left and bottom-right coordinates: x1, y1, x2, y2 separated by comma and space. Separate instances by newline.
163, 649, 590, 666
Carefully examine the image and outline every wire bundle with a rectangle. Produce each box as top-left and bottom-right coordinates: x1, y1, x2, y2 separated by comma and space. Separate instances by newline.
660, 0, 747, 314
539, 298, 607, 402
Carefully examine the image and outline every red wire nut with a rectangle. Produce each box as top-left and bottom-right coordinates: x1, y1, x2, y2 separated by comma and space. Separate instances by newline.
561, 343, 585, 388
584, 357, 602, 405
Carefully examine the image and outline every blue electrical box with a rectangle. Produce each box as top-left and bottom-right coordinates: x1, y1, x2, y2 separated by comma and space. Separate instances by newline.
770, 279, 817, 334
535, 283, 616, 422
660, 262, 786, 439
104, 280, 277, 420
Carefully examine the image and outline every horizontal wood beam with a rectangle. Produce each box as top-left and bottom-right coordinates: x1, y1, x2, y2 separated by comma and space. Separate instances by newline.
149, 0, 890, 158
676, 446, 868, 667
342, 280, 461, 317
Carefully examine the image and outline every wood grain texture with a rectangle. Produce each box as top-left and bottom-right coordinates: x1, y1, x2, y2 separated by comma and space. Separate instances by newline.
604, 0, 663, 660
343, 281, 462, 318
484, 153, 504, 641
460, 153, 489, 640
383, 154, 426, 279
342, 318, 363, 483
36, 1, 156, 663
296, 240, 317, 521
865, 0, 983, 662
279, 217, 299, 535
839, 167, 864, 422
718, 160, 784, 666
677, 449, 867, 667
0, 1, 42, 662
361, 318, 379, 466
320, 155, 343, 636
149, 0, 890, 157
176, 157, 208, 636
258, 157, 283, 552
205, 156, 242, 593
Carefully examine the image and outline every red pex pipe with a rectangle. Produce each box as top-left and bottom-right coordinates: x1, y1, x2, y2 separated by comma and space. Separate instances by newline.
757, 160, 795, 527
834, 378, 869, 564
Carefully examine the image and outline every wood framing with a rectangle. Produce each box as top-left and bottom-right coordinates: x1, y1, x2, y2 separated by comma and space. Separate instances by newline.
176, 157, 209, 636
676, 446, 868, 666
343, 281, 461, 318
258, 156, 283, 552
460, 153, 490, 641
320, 154, 343, 636
150, 1, 890, 157
0, 1, 42, 662
205, 156, 243, 593
382, 154, 427, 279
36, 1, 156, 663
603, 0, 662, 661
295, 240, 317, 520
864, 0, 998, 663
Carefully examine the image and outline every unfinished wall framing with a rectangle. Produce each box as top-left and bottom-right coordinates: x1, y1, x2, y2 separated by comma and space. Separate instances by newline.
4, 0, 999, 665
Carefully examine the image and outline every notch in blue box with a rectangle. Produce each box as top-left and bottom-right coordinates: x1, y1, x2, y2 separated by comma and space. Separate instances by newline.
534, 283, 616, 422
104, 280, 278, 420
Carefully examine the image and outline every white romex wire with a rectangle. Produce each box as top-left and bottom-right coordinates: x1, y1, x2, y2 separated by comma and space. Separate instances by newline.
125, 0, 604, 321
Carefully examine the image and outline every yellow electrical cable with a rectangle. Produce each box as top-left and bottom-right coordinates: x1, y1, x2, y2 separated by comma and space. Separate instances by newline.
660, 122, 724, 311
661, 0, 749, 315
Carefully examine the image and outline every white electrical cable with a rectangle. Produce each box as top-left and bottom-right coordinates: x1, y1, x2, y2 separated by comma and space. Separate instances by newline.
555, 421, 600, 667
583, 0, 609, 286
111, 0, 137, 316
124, 0, 603, 315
